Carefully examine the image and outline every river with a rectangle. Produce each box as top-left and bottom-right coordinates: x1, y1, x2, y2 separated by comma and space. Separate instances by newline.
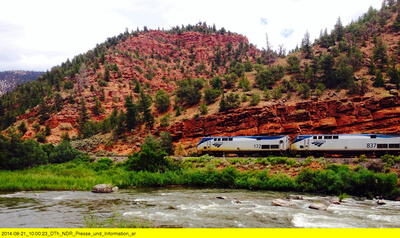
1, 188, 400, 228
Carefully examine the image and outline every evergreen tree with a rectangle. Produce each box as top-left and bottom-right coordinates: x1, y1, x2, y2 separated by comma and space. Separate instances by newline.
78, 98, 90, 129
373, 70, 385, 87
155, 89, 171, 113
18, 121, 27, 135
373, 37, 388, 69
158, 132, 175, 155
392, 9, 400, 31
334, 17, 344, 42
93, 96, 101, 116
301, 30, 313, 59
125, 94, 138, 131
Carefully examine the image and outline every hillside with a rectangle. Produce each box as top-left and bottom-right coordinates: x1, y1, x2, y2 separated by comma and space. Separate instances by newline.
3, 3, 400, 156
0, 71, 44, 96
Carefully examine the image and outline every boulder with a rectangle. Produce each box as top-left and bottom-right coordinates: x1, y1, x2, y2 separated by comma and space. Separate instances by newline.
290, 195, 303, 200
377, 200, 386, 205
216, 196, 228, 200
385, 83, 397, 90
390, 89, 398, 96
91, 184, 117, 193
272, 199, 291, 207
329, 197, 341, 205
309, 203, 328, 211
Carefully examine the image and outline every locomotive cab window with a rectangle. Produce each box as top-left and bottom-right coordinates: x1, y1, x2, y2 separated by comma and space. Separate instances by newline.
318, 136, 323, 139
257, 137, 261, 140
313, 136, 317, 139
229, 138, 233, 141
324, 136, 332, 139
333, 136, 339, 139
222, 138, 228, 141
371, 135, 377, 139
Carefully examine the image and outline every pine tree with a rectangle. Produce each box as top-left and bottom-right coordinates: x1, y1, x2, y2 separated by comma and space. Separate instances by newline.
334, 17, 344, 42
373, 70, 385, 87
78, 98, 90, 128
125, 94, 138, 131
301, 30, 313, 59
93, 96, 101, 116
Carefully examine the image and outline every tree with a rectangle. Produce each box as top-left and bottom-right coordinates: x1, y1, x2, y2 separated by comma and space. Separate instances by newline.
373, 36, 388, 69
199, 102, 208, 115
125, 94, 138, 131
18, 121, 27, 135
155, 89, 171, 113
138, 91, 154, 128
78, 98, 90, 129
334, 17, 344, 42
286, 56, 301, 74
298, 83, 311, 99
175, 78, 204, 106
219, 92, 240, 112
222, 73, 238, 89
392, 9, 400, 32
250, 93, 261, 106
320, 53, 336, 88
373, 70, 385, 87
93, 96, 101, 116
158, 132, 175, 155
301, 30, 313, 59
125, 134, 168, 172
204, 88, 221, 104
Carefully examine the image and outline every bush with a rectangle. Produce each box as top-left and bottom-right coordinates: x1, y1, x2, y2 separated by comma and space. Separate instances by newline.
93, 157, 113, 172
64, 80, 74, 90
49, 140, 83, 164
125, 134, 169, 172
155, 89, 171, 113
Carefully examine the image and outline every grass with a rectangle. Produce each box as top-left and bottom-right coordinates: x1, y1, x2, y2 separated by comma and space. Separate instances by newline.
0, 156, 399, 200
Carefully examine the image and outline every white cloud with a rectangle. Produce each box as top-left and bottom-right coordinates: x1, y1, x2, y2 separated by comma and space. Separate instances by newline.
0, 0, 384, 71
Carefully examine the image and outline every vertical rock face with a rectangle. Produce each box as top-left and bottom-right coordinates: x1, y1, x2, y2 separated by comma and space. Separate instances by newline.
168, 95, 400, 148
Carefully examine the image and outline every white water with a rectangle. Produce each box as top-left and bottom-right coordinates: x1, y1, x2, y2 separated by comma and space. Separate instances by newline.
1, 188, 400, 228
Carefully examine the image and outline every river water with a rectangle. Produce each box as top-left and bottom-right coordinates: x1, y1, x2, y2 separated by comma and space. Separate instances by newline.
1, 188, 400, 228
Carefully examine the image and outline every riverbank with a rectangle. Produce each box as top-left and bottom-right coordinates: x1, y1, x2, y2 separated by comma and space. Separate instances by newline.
1, 155, 399, 200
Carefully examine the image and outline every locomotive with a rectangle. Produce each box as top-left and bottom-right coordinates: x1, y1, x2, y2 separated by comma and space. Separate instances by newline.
197, 134, 400, 156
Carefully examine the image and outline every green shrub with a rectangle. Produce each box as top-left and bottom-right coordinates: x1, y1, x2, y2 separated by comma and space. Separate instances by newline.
94, 157, 113, 172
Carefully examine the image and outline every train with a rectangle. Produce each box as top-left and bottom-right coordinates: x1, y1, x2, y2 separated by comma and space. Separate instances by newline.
197, 134, 400, 157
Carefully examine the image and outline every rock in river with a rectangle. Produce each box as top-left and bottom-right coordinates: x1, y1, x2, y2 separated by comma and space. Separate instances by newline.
272, 199, 292, 207
92, 184, 118, 193
309, 203, 328, 211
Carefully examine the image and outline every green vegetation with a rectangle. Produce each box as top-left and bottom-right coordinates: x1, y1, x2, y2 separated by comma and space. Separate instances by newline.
1, 143, 399, 200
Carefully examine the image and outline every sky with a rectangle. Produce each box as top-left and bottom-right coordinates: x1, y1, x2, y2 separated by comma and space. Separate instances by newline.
0, 0, 384, 72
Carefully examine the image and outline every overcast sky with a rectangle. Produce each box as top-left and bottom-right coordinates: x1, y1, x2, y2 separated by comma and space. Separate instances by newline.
0, 0, 384, 71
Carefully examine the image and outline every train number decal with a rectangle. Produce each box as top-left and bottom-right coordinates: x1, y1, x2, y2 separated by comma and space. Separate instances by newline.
366, 143, 377, 148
